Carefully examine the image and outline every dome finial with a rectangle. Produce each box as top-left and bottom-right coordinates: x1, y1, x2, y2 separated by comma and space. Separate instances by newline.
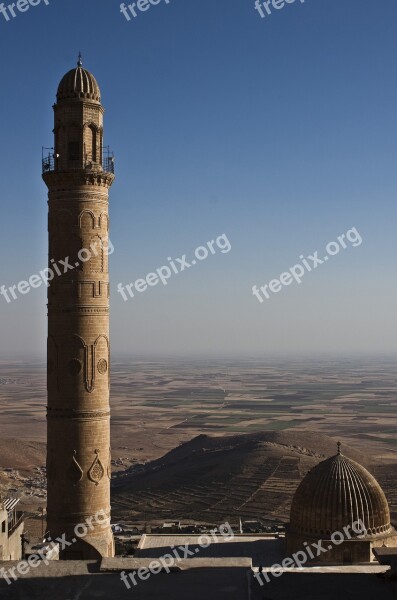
77, 52, 83, 67
337, 441, 341, 455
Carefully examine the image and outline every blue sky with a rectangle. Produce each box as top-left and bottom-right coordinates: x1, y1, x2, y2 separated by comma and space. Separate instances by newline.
0, 0, 396, 357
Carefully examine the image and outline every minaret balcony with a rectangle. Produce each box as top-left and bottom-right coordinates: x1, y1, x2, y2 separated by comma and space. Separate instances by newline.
42, 146, 115, 175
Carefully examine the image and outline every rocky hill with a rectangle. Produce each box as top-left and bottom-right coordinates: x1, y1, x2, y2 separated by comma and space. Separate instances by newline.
112, 430, 382, 525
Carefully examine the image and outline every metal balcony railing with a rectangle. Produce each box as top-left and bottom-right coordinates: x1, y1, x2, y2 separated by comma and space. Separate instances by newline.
8, 511, 24, 537
42, 146, 115, 174
42, 148, 55, 173
102, 153, 115, 174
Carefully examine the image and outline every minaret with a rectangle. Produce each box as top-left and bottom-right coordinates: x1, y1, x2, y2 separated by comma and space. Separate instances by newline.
42, 56, 115, 559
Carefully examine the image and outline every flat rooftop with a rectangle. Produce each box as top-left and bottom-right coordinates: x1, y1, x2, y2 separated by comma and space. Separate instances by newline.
0, 559, 395, 600
0, 559, 249, 599
136, 534, 284, 567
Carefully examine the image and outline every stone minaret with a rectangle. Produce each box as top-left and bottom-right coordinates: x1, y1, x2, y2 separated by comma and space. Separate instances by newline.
42, 56, 115, 559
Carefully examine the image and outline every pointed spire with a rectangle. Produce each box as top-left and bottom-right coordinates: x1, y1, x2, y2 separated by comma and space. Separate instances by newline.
77, 52, 83, 67
337, 441, 341, 455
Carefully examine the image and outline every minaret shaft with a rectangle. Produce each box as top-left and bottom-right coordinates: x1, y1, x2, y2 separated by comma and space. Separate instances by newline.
43, 60, 114, 559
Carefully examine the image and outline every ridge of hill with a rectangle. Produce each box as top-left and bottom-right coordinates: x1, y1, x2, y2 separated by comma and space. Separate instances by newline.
112, 430, 374, 525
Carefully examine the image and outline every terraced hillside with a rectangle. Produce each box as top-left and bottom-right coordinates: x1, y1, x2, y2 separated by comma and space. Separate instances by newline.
112, 430, 379, 525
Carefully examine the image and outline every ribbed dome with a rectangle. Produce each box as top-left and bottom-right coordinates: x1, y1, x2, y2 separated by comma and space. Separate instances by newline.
290, 450, 391, 538
57, 57, 101, 103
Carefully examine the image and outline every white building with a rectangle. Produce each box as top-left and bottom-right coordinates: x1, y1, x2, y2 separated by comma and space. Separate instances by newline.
0, 498, 24, 561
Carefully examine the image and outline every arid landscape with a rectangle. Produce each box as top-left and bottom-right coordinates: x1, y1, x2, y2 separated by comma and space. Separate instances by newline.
0, 357, 396, 539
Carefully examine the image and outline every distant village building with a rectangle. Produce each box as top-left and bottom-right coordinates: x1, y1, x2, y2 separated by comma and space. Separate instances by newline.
0, 498, 24, 560
287, 444, 397, 563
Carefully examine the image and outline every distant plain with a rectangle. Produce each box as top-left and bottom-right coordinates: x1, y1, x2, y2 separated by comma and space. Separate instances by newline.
0, 357, 396, 531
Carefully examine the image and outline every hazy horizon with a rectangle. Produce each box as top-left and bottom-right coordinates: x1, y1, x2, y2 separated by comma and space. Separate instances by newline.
1, 352, 397, 363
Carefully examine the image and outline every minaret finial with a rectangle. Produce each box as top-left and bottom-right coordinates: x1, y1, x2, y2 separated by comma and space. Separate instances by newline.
77, 52, 83, 67
337, 441, 341, 455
